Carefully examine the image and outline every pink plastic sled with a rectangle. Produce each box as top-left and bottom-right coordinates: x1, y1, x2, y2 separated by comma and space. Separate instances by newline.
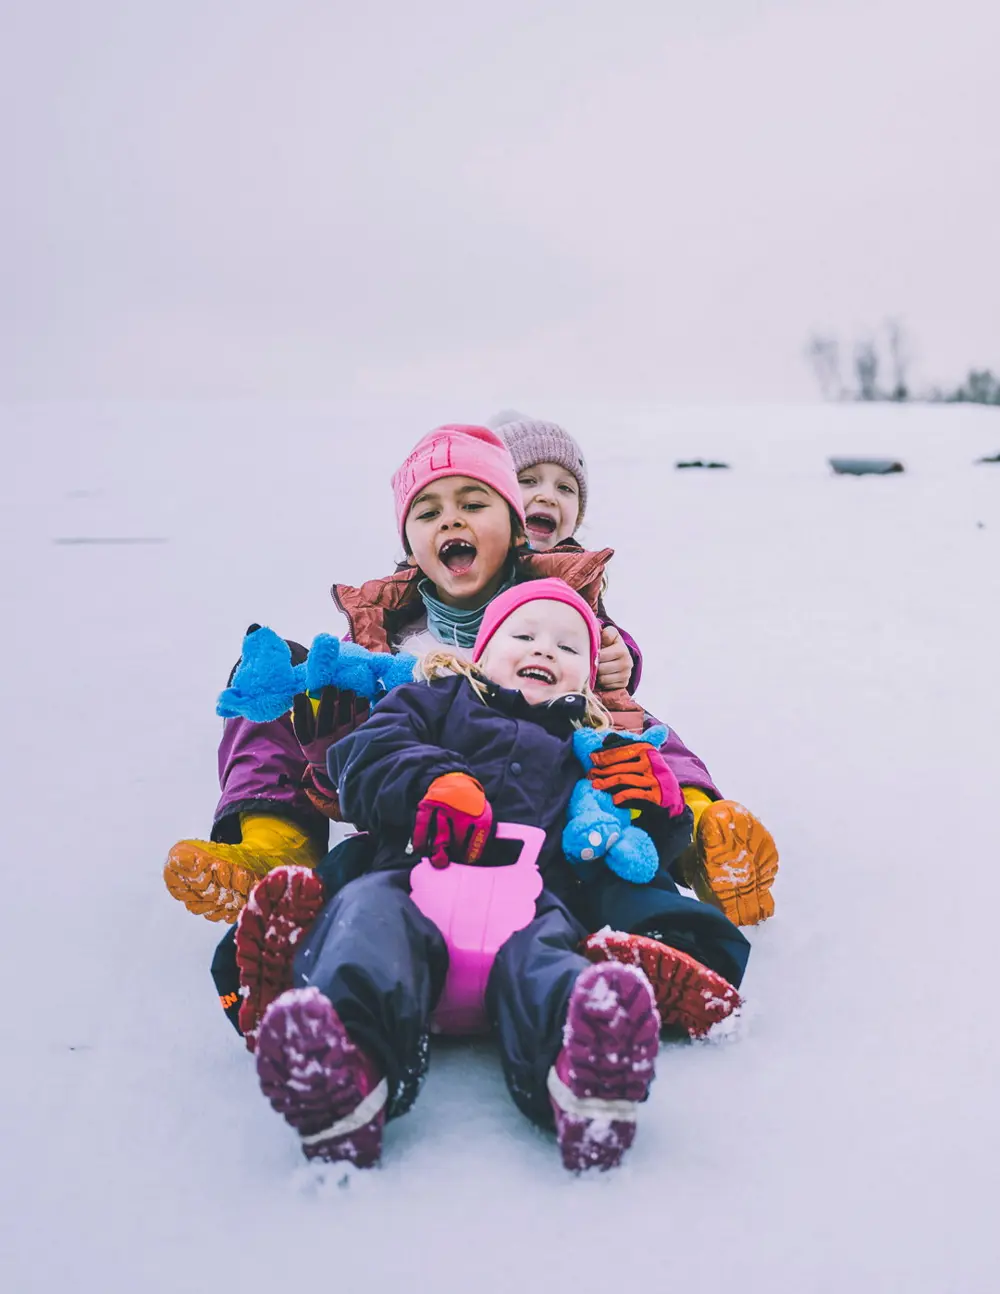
409, 822, 545, 1035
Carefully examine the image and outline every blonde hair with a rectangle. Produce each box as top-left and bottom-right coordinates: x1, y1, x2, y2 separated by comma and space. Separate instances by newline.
417, 649, 612, 731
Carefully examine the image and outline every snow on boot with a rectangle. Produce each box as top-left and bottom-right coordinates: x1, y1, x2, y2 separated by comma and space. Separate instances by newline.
581, 930, 741, 1037
548, 962, 659, 1172
235, 866, 326, 1050
163, 813, 321, 923
687, 800, 779, 926
256, 987, 387, 1168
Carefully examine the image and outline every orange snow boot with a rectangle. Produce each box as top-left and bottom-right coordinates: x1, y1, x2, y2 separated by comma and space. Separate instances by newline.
163, 813, 321, 924
684, 797, 778, 926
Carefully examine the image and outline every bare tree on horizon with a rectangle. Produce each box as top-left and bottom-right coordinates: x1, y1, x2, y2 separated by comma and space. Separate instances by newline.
854, 338, 880, 401
806, 334, 844, 401
886, 318, 911, 401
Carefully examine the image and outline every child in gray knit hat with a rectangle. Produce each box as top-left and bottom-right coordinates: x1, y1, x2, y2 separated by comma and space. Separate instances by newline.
493, 416, 588, 552
492, 415, 630, 687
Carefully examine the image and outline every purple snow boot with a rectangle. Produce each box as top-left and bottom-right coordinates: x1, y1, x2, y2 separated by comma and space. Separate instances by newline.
255, 987, 387, 1168
547, 962, 659, 1172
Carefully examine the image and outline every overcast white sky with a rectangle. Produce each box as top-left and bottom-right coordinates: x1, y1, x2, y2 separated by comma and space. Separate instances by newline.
2, 0, 997, 405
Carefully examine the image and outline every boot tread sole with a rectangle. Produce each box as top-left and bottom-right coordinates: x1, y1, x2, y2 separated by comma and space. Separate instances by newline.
582, 931, 741, 1036
693, 801, 779, 926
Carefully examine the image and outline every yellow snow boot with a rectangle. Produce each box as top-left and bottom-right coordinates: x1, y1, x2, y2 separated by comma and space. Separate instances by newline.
678, 789, 779, 926
163, 813, 322, 924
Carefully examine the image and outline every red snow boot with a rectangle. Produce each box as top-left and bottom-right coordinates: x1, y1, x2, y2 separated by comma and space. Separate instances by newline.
235, 866, 326, 1050
581, 930, 741, 1037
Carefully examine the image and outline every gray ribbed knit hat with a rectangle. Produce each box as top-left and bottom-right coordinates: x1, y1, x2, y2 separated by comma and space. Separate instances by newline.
495, 418, 589, 521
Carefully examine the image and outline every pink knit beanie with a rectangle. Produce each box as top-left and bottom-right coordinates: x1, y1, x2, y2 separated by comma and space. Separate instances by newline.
392, 425, 526, 543
495, 418, 589, 522
473, 577, 601, 687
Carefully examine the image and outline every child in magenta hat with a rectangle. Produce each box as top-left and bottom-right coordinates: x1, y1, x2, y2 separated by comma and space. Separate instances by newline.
472, 576, 604, 688
247, 578, 745, 1173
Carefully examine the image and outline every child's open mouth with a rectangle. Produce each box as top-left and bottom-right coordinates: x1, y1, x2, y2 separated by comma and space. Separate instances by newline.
438, 537, 477, 575
517, 665, 556, 685
525, 513, 557, 539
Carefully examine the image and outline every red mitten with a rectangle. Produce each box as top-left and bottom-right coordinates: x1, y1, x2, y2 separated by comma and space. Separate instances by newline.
587, 737, 685, 816
413, 773, 493, 868
292, 687, 371, 771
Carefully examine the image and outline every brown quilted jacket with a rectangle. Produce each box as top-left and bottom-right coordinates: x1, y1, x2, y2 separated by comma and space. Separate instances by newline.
331, 546, 645, 731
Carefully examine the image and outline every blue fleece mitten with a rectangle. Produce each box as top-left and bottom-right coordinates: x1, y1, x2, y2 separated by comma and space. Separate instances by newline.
216, 626, 308, 722
304, 633, 416, 698
374, 652, 419, 693
217, 628, 418, 722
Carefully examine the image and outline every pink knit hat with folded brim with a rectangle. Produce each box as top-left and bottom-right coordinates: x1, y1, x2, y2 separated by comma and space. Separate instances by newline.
473, 577, 602, 688
392, 425, 526, 543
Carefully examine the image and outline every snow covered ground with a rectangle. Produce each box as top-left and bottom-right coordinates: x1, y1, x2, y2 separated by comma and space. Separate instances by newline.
3, 401, 999, 1293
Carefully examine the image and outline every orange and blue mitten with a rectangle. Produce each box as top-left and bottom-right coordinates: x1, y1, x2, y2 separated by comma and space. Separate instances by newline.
563, 726, 685, 884
587, 734, 685, 816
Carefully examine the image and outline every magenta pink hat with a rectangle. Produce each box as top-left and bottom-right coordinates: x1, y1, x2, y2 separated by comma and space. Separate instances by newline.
473, 578, 602, 687
392, 425, 527, 542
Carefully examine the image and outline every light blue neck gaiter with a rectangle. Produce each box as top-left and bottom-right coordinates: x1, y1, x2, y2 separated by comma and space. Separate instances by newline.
418, 565, 517, 650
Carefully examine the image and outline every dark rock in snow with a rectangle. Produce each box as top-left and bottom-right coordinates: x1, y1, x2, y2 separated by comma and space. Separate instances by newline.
675, 459, 731, 470
828, 457, 905, 476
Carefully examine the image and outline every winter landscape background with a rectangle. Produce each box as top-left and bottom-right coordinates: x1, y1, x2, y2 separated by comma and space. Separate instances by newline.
3, 1, 999, 404
4, 0, 1000, 1288
3, 400, 999, 1292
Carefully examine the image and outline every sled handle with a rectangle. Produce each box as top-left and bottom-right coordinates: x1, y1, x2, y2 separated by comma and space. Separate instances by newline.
493, 821, 546, 871
418, 821, 546, 870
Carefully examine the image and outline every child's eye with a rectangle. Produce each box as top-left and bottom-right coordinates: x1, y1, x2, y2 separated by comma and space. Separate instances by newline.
513, 633, 533, 642
462, 502, 485, 512
559, 643, 579, 655
518, 475, 536, 486
558, 483, 577, 495
415, 508, 438, 522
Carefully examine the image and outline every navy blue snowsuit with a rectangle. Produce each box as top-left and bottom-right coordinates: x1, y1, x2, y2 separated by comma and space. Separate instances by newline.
282, 674, 750, 1129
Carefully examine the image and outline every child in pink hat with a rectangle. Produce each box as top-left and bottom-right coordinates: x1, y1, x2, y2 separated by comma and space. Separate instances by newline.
392, 424, 527, 544
167, 423, 663, 927
388, 425, 527, 634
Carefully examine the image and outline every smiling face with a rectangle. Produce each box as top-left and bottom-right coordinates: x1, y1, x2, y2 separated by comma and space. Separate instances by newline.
477, 600, 592, 704
404, 475, 514, 609
516, 461, 582, 550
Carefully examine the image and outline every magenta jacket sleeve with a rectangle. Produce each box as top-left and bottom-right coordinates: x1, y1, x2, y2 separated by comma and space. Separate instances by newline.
641, 714, 720, 798
210, 626, 331, 845
212, 713, 330, 845
595, 614, 643, 694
